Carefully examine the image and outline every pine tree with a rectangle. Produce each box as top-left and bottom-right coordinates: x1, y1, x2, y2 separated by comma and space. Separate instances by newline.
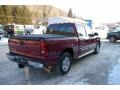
0, 6, 4, 24
0, 5, 13, 24
67, 8, 73, 18
12, 5, 32, 24
5, 6, 13, 24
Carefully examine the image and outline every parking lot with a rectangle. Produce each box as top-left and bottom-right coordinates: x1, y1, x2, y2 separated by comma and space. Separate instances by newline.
0, 38, 120, 85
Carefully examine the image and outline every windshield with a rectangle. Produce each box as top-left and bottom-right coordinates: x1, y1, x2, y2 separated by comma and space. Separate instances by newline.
35, 26, 40, 29
4, 25, 14, 30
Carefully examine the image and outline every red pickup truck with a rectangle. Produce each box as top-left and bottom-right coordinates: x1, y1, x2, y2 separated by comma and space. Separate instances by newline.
7, 23, 101, 74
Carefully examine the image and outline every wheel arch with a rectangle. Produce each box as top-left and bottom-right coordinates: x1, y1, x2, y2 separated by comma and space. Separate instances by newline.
60, 48, 74, 59
108, 35, 116, 39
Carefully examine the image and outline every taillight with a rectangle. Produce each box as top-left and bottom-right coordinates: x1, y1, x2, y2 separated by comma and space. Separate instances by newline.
40, 40, 48, 56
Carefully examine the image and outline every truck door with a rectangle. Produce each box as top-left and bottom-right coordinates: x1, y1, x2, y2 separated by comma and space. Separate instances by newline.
75, 24, 88, 56
85, 28, 97, 51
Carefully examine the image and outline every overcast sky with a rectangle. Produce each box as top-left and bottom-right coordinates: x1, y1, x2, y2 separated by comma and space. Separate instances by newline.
1, 0, 120, 23
43, 0, 120, 23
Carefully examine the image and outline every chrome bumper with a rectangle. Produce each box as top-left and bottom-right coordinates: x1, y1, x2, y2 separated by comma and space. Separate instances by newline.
6, 53, 43, 68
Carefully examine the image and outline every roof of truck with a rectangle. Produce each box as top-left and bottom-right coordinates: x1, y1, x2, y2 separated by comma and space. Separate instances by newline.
47, 16, 87, 25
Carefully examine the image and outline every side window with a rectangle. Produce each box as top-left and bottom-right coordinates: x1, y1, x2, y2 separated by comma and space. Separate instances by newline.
9, 26, 12, 29
75, 24, 86, 37
85, 27, 93, 36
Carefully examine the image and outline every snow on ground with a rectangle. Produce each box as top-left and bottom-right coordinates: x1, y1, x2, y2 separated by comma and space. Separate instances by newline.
107, 56, 120, 84
0, 37, 8, 46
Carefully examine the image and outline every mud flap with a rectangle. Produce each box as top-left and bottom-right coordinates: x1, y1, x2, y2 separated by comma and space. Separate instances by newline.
23, 66, 32, 85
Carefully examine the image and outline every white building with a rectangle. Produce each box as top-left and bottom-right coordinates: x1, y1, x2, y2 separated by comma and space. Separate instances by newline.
93, 23, 109, 39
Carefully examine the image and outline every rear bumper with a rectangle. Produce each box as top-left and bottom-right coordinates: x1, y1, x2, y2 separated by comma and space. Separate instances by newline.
7, 53, 44, 68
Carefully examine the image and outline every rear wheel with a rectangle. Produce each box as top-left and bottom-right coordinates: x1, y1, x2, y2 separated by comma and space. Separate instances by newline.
57, 53, 72, 75
109, 36, 116, 43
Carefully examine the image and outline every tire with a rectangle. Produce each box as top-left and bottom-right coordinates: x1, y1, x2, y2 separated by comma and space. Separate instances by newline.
109, 36, 116, 43
57, 52, 72, 75
18, 64, 25, 68
0, 37, 1, 40
93, 42, 100, 54
7, 34, 10, 38
26, 31, 31, 35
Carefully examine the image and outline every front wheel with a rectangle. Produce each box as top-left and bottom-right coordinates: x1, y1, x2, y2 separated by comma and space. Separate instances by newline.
57, 53, 72, 75
109, 36, 116, 43
93, 42, 100, 54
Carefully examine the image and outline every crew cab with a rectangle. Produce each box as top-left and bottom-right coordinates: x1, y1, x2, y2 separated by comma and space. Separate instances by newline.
7, 23, 101, 74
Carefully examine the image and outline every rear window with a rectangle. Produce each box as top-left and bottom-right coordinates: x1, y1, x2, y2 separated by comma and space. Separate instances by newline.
15, 26, 19, 29
4, 25, 14, 30
35, 26, 40, 29
15, 25, 24, 29
46, 23, 76, 36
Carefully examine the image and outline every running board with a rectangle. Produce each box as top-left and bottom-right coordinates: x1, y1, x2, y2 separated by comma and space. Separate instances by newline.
78, 50, 94, 59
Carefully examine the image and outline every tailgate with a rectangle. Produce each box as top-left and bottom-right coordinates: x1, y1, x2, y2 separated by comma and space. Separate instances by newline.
9, 38, 41, 59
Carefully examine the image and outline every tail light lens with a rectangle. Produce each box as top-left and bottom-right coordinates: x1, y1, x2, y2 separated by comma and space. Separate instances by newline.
40, 40, 48, 56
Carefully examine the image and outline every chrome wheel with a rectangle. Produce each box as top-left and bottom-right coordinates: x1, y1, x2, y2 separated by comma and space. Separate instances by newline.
94, 42, 100, 54
62, 57, 71, 72
57, 53, 72, 75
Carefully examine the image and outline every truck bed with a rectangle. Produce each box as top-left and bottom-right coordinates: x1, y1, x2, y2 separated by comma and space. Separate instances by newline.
9, 34, 66, 59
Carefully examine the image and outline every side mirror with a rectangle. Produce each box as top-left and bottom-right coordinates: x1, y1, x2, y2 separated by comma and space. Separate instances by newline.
79, 33, 83, 36
93, 32, 98, 36
88, 34, 94, 37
